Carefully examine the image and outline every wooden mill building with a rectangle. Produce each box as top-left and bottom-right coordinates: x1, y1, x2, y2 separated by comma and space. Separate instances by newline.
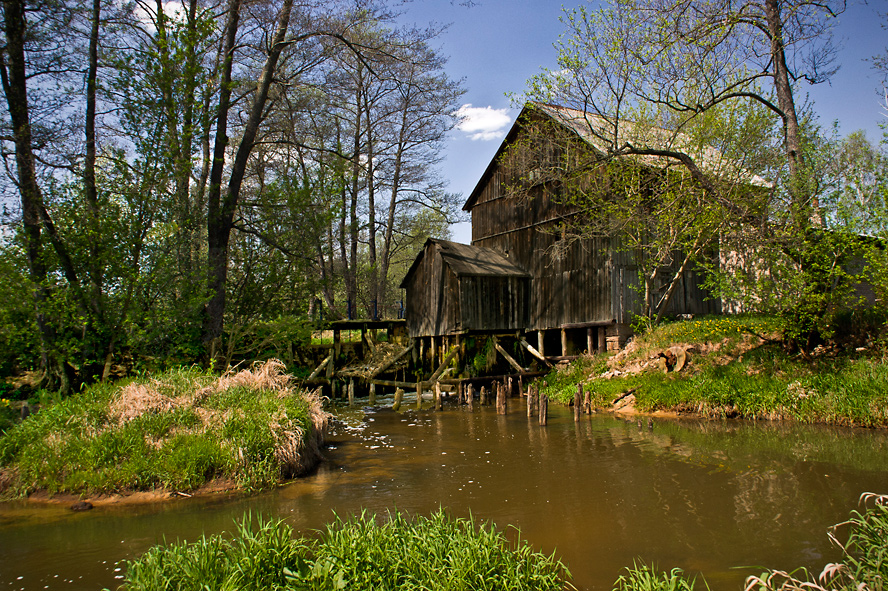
401, 102, 720, 366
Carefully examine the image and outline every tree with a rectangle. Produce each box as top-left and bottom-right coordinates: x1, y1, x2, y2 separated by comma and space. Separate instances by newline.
522, 0, 849, 342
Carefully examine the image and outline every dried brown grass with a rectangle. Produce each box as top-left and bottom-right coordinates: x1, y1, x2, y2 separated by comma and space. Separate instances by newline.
107, 359, 330, 480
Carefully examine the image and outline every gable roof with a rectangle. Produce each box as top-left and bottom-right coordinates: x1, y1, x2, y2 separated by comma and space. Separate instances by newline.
462, 102, 768, 212
399, 238, 530, 289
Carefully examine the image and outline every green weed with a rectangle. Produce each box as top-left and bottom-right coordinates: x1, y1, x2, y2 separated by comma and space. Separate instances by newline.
119, 509, 572, 591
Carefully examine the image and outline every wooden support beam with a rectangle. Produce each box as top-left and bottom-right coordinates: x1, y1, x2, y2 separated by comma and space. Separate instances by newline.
561, 328, 568, 357
428, 346, 458, 384
307, 353, 332, 381
586, 328, 593, 355
537, 330, 545, 357
369, 343, 414, 379
519, 338, 553, 369
493, 338, 525, 374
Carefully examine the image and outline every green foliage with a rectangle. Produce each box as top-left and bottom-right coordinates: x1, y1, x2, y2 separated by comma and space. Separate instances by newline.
0, 363, 322, 497
120, 510, 572, 591
540, 316, 888, 426
122, 514, 307, 591
614, 563, 702, 591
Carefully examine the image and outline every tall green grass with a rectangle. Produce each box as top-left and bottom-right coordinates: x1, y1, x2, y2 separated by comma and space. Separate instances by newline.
118, 509, 572, 591
0, 361, 327, 497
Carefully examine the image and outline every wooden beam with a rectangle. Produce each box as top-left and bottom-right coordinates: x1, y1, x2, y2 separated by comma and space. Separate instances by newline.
307, 353, 332, 381
519, 338, 553, 369
493, 338, 525, 374
369, 343, 414, 379
428, 346, 458, 383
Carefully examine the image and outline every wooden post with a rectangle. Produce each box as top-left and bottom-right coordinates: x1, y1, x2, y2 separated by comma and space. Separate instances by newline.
507, 376, 514, 397
527, 384, 537, 418
574, 384, 581, 422
393, 388, 403, 411
348, 378, 355, 407
561, 328, 568, 357
369, 382, 377, 406
539, 393, 548, 426
597, 327, 606, 352
480, 386, 488, 406
583, 386, 591, 414
519, 375, 525, 399
467, 383, 474, 411
537, 330, 545, 358
416, 382, 423, 410
434, 382, 442, 411
587, 328, 594, 355
334, 328, 342, 359
496, 383, 507, 415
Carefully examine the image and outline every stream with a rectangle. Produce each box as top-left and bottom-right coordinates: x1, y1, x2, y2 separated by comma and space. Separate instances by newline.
2, 396, 888, 590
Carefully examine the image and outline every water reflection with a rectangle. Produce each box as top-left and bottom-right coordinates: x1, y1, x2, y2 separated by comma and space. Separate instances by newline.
1, 400, 887, 591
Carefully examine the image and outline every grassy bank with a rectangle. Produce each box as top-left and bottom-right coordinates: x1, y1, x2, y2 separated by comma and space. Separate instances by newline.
119, 509, 570, 591
0, 360, 329, 498
538, 315, 888, 427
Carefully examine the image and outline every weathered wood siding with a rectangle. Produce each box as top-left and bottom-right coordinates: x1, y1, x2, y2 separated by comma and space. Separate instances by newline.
458, 275, 530, 332
470, 158, 719, 330
403, 243, 458, 337
402, 241, 531, 337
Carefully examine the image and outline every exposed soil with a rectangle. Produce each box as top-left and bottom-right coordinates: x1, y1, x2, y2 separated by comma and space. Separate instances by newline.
23, 477, 241, 508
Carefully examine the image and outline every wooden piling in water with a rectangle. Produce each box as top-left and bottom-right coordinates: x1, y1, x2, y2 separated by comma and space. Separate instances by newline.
348, 378, 355, 407
583, 386, 591, 414
434, 382, 442, 411
574, 385, 581, 422
480, 386, 488, 406
539, 393, 548, 426
467, 383, 474, 411
416, 382, 423, 410
393, 388, 403, 411
369, 382, 377, 406
496, 383, 507, 415
527, 384, 537, 418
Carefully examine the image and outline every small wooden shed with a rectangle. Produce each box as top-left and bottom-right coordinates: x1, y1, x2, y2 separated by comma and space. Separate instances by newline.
399, 239, 531, 338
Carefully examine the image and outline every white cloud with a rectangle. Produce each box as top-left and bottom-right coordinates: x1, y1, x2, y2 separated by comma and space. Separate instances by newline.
455, 104, 512, 141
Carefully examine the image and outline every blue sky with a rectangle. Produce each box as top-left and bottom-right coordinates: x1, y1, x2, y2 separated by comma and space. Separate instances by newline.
398, 0, 888, 244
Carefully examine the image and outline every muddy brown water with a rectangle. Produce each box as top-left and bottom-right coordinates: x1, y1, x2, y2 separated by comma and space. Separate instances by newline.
2, 397, 888, 590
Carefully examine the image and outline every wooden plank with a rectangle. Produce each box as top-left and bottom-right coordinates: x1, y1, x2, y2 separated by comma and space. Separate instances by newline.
307, 353, 332, 381
493, 339, 525, 374
519, 338, 553, 369
428, 346, 458, 383
369, 343, 414, 379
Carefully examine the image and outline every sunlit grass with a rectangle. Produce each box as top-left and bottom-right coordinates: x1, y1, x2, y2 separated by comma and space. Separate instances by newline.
119, 509, 572, 591
0, 361, 329, 498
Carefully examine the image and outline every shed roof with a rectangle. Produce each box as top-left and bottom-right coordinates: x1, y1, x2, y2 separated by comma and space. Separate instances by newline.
399, 238, 530, 289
